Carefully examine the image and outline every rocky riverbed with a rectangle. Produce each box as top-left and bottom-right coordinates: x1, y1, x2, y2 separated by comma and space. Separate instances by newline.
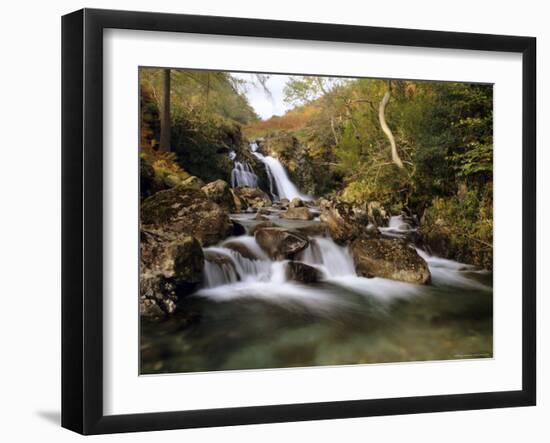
139, 142, 493, 373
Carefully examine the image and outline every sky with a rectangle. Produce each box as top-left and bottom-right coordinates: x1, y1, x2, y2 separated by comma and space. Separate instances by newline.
232, 73, 293, 120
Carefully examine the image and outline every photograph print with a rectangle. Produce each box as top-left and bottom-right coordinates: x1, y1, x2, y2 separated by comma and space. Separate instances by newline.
139, 67, 493, 375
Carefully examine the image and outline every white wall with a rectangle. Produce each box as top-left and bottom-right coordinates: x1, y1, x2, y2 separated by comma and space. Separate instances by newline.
0, 0, 546, 441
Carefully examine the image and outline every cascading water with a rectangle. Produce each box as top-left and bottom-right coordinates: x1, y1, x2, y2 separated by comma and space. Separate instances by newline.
300, 237, 356, 278
144, 194, 493, 374
230, 159, 259, 188
227, 142, 311, 202
249, 141, 311, 201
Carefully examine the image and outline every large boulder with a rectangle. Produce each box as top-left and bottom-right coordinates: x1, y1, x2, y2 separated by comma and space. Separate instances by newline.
141, 185, 233, 246
181, 175, 205, 190
292, 223, 328, 238
278, 198, 290, 209
319, 199, 364, 244
201, 179, 236, 212
366, 201, 389, 227
289, 197, 304, 208
230, 189, 248, 212
350, 237, 431, 284
249, 221, 276, 235
280, 207, 314, 221
140, 228, 204, 319
286, 261, 322, 283
233, 186, 272, 209
255, 227, 309, 260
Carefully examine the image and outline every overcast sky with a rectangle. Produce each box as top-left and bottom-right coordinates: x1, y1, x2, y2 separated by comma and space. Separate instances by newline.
232, 73, 293, 120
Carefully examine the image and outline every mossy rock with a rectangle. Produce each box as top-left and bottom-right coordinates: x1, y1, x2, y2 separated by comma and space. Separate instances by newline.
350, 237, 431, 284
141, 185, 233, 246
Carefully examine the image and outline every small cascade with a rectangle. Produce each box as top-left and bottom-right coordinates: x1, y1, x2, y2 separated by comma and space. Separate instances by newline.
379, 215, 416, 238
202, 241, 272, 288
300, 237, 356, 278
203, 259, 239, 288
415, 248, 491, 291
230, 161, 259, 188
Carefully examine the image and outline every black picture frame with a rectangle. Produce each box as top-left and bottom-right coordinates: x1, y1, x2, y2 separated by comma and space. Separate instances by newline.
62, 8, 536, 435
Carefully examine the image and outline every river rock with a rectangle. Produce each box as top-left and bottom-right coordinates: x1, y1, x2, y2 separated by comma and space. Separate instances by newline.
140, 298, 167, 320
249, 221, 276, 235
350, 237, 431, 284
201, 179, 236, 212
292, 223, 328, 238
280, 206, 314, 221
289, 197, 304, 208
286, 261, 322, 283
279, 198, 290, 208
224, 241, 260, 260
319, 199, 363, 244
230, 189, 248, 212
141, 185, 233, 246
255, 227, 309, 260
255, 212, 270, 221
367, 201, 389, 227
233, 186, 272, 209
181, 175, 205, 190
140, 229, 205, 319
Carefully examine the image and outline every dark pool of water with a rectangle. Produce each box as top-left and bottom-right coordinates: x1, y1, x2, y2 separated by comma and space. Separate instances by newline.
140, 270, 493, 374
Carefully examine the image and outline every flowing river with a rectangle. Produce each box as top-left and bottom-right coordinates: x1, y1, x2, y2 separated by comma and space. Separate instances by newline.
141, 144, 493, 374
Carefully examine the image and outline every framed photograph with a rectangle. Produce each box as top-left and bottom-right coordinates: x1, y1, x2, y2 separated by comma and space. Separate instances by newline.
62, 8, 536, 435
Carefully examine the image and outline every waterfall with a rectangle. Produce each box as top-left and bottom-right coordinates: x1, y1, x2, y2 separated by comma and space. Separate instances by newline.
228, 143, 310, 201
203, 259, 239, 288
300, 237, 356, 278
202, 240, 272, 288
229, 150, 259, 188
230, 161, 259, 188
249, 142, 310, 201
379, 215, 416, 238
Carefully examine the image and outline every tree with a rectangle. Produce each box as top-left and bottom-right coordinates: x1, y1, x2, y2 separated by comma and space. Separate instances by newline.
378, 80, 404, 169
159, 68, 171, 152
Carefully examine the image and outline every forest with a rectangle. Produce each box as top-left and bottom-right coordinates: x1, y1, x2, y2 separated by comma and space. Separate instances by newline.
139, 67, 493, 373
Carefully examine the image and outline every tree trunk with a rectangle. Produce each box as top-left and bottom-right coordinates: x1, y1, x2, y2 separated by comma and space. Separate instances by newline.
378, 81, 404, 168
159, 68, 171, 152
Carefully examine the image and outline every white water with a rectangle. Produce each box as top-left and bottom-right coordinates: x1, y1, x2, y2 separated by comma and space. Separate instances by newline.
300, 237, 356, 278
199, 203, 490, 316
249, 142, 311, 201
203, 244, 271, 287
379, 215, 416, 238
415, 248, 491, 291
230, 160, 259, 188
203, 258, 239, 287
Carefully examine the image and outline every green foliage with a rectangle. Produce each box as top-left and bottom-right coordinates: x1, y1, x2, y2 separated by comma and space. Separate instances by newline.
421, 186, 493, 268
139, 68, 261, 183
139, 68, 494, 267
170, 110, 238, 183
140, 68, 259, 125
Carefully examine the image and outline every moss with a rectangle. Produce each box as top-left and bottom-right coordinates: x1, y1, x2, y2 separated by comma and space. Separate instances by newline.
141, 186, 206, 225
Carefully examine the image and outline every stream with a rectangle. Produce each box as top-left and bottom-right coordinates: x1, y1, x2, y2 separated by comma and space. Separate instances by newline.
140, 143, 493, 374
